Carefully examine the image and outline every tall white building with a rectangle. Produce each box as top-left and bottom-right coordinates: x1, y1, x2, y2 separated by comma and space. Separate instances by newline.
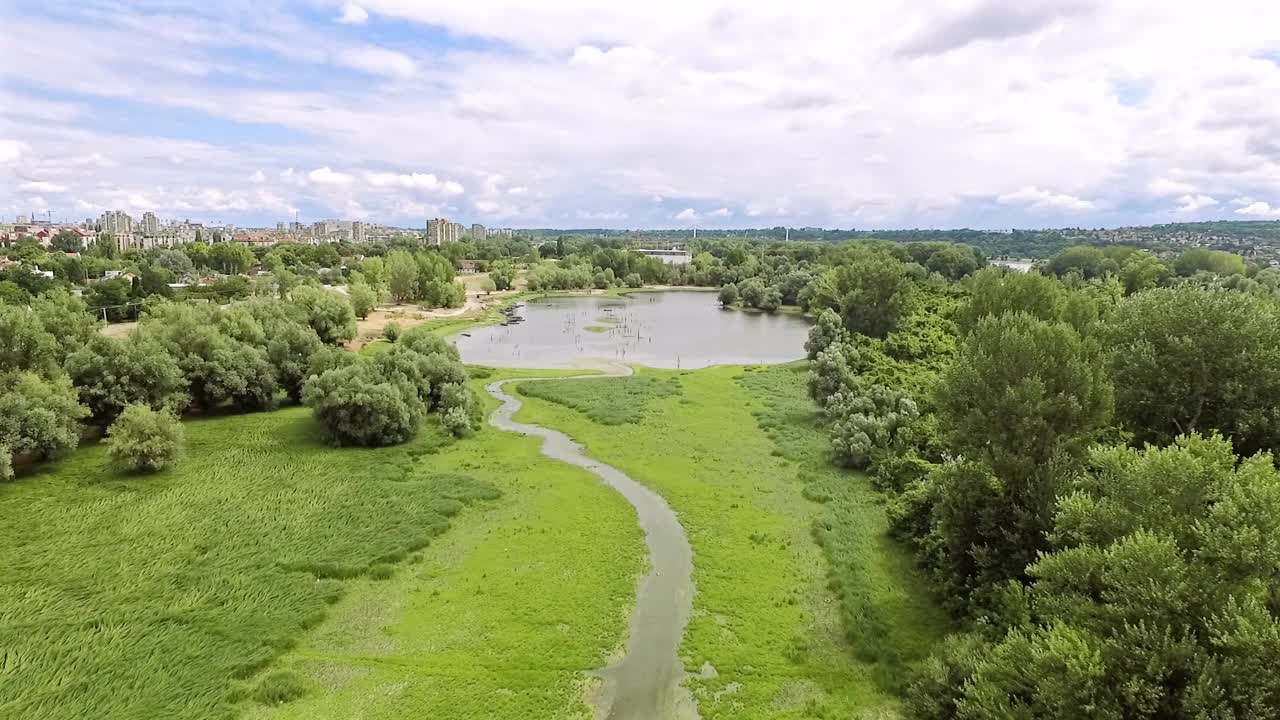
351, 221, 365, 243
427, 217, 448, 246
141, 211, 160, 234
99, 210, 134, 235
470, 223, 487, 239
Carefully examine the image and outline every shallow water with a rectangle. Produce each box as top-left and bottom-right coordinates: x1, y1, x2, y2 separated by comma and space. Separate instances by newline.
455, 291, 810, 369
486, 373, 698, 720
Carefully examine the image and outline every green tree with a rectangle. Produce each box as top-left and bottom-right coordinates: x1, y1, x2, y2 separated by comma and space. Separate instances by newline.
0, 303, 60, 376
290, 285, 357, 345
926, 244, 981, 280
348, 283, 378, 319
386, 250, 419, 302
209, 243, 255, 274
957, 268, 1063, 334
1118, 251, 1169, 294
1174, 248, 1246, 277
50, 230, 83, 253
64, 333, 188, 425
0, 371, 88, 461
922, 435, 1280, 719
717, 283, 739, 306
936, 312, 1113, 479
824, 247, 912, 339
737, 278, 766, 307
1103, 286, 1280, 456
489, 261, 516, 291
142, 304, 279, 412
303, 363, 422, 447
106, 404, 184, 473
1045, 246, 1110, 279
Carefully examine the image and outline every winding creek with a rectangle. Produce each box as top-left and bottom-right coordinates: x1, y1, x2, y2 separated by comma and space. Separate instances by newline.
485, 372, 698, 720
469, 291, 810, 718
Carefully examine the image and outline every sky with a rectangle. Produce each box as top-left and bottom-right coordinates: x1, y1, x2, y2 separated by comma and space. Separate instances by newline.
4, 1, 1280, 231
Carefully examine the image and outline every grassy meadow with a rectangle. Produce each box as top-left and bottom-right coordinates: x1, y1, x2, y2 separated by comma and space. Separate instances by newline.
0, 406, 499, 719
242, 369, 645, 719
513, 364, 948, 718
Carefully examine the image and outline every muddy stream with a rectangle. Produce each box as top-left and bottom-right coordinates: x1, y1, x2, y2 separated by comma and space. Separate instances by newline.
485, 371, 699, 720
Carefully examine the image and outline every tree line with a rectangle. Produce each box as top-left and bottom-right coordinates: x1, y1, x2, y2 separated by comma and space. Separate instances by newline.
797, 241, 1280, 718
1, 284, 478, 481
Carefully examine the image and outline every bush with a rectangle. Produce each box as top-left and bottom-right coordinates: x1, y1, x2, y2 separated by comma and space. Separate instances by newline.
106, 404, 185, 473
826, 384, 919, 469
290, 285, 357, 345
718, 283, 739, 306
303, 364, 422, 447
0, 446, 11, 482
624, 273, 643, 288
383, 321, 401, 343
0, 371, 88, 460
65, 333, 188, 425
348, 283, 378, 319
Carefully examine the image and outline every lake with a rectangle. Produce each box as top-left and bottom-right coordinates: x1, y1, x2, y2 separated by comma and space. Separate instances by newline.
452, 290, 811, 369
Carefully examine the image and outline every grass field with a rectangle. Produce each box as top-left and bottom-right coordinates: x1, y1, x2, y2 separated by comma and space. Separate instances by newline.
0, 406, 500, 719
0, 367, 642, 720
514, 364, 948, 717
242, 368, 644, 719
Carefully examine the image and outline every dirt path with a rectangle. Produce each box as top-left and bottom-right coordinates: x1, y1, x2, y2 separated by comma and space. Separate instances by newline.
485, 371, 699, 720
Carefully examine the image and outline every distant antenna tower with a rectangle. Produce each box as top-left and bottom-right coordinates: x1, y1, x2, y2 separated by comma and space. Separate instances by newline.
785, 227, 790, 241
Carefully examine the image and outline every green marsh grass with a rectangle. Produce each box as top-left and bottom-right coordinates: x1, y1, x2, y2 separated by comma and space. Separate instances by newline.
517, 375, 681, 425
510, 365, 942, 717
0, 407, 497, 719
243, 367, 644, 720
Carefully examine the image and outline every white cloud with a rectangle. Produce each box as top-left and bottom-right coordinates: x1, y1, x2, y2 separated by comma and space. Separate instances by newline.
0, 139, 30, 164
13, 3, 1280, 228
308, 166, 354, 185
569, 44, 654, 66
507, 186, 529, 195
708, 207, 732, 217
997, 186, 1096, 211
365, 171, 464, 194
576, 210, 629, 220
674, 208, 698, 222
1235, 201, 1280, 217
19, 181, 68, 193
249, 170, 265, 183
337, 3, 369, 25
336, 47, 416, 78
1148, 177, 1197, 196
1174, 194, 1218, 212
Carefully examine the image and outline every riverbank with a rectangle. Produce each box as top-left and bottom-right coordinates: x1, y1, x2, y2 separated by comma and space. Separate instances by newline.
243, 368, 647, 720
511, 365, 947, 717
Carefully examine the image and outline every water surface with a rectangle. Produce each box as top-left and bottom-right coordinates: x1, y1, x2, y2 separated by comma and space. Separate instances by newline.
454, 291, 809, 369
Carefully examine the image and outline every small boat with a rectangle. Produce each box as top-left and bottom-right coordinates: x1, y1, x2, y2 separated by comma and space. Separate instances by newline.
460, 333, 471, 337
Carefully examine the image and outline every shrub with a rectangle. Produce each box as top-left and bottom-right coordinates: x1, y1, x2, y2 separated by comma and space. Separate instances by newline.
303, 364, 422, 447
348, 283, 378, 319
826, 384, 919, 469
290, 285, 357, 345
718, 283, 739, 306
624, 273, 643, 288
65, 333, 188, 425
383, 321, 401, 343
106, 404, 185, 473
0, 371, 89, 460
0, 446, 11, 482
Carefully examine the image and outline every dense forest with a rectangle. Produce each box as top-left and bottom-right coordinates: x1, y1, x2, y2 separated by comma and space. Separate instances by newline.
776, 241, 1280, 718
